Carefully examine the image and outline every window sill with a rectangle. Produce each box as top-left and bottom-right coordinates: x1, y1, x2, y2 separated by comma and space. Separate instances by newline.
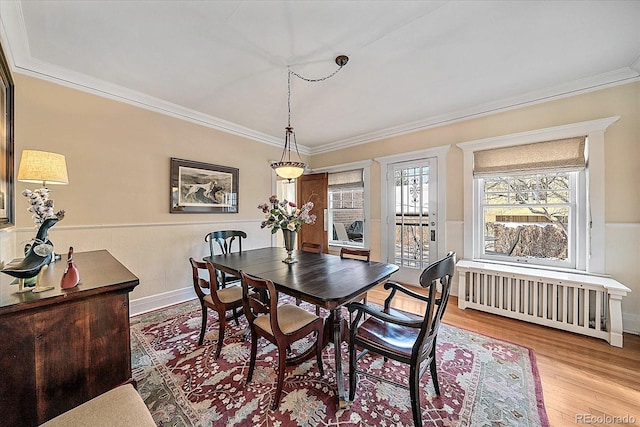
329, 242, 366, 251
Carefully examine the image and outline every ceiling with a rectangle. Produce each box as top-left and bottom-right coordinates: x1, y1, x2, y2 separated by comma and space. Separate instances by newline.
0, 1, 639, 155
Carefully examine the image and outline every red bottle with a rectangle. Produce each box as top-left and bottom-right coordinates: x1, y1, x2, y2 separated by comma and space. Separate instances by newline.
60, 246, 80, 289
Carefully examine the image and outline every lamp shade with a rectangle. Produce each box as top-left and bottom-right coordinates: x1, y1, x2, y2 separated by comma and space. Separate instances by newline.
272, 162, 305, 179
17, 150, 69, 185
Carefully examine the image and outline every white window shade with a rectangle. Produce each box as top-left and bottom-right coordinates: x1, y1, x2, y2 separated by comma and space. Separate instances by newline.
474, 137, 586, 176
328, 169, 363, 188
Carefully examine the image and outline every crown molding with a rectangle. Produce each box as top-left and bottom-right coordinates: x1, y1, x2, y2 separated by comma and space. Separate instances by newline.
311, 67, 639, 155
1, 2, 636, 159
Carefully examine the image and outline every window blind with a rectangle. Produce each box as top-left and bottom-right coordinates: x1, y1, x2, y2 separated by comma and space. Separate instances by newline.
474, 136, 586, 176
328, 169, 363, 188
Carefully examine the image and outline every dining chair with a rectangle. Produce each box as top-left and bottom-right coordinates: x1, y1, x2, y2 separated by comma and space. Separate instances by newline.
240, 270, 324, 410
347, 251, 456, 427
340, 247, 371, 322
205, 230, 247, 287
189, 257, 244, 358
300, 241, 323, 253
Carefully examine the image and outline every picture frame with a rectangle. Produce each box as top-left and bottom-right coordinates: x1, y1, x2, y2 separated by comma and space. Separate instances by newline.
0, 42, 14, 228
170, 158, 238, 213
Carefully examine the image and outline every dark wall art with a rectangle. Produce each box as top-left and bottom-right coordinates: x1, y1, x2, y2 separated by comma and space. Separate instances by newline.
170, 158, 238, 213
0, 41, 14, 227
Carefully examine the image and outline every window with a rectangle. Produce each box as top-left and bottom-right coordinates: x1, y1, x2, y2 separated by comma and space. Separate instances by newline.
473, 136, 585, 269
479, 171, 578, 268
328, 169, 364, 247
458, 116, 619, 274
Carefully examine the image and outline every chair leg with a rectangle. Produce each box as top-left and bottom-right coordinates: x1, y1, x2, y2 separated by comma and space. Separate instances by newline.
198, 304, 208, 346
315, 331, 324, 376
272, 344, 288, 410
349, 342, 357, 401
247, 332, 258, 383
214, 316, 226, 359
430, 357, 440, 395
409, 365, 423, 427
232, 308, 240, 326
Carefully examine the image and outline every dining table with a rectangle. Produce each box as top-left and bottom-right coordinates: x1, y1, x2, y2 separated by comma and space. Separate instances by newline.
204, 246, 399, 408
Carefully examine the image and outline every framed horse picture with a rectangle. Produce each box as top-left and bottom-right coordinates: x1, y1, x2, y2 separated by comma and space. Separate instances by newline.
170, 158, 238, 213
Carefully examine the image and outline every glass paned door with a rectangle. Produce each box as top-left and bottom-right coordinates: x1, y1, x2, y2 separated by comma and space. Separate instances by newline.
387, 159, 437, 275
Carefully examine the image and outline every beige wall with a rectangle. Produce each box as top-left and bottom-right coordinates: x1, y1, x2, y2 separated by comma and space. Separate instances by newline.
312, 81, 640, 332
312, 82, 640, 224
4, 73, 638, 332
14, 74, 285, 226
6, 74, 288, 305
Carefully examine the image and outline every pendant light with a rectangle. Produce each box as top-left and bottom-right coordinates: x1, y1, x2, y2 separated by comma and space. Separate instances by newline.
271, 55, 349, 181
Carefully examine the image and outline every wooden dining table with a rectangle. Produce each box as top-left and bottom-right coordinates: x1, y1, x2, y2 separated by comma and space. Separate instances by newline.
204, 246, 399, 408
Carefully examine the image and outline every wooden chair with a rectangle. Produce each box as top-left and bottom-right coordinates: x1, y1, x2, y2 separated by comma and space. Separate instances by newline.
205, 230, 247, 287
189, 258, 244, 359
300, 241, 323, 253
240, 271, 324, 410
340, 247, 371, 322
347, 251, 456, 427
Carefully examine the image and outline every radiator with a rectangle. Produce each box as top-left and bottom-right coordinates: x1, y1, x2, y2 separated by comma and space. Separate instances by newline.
456, 260, 630, 347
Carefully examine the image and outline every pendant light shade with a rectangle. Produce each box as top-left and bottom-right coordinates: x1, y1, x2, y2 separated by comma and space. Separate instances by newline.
272, 126, 305, 180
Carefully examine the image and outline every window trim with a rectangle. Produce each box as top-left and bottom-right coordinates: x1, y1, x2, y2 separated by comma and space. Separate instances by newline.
312, 160, 372, 250
457, 116, 619, 274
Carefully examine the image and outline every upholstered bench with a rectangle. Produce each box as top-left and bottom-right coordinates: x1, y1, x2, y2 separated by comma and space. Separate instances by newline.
40, 384, 155, 426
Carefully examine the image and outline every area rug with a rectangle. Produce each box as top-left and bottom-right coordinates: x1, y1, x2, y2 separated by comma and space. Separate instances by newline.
131, 299, 549, 427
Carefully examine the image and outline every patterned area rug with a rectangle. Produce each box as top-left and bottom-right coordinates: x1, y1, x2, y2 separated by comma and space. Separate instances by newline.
131, 299, 549, 427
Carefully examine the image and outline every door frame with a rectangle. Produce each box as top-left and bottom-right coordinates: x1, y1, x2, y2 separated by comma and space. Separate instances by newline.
375, 145, 450, 283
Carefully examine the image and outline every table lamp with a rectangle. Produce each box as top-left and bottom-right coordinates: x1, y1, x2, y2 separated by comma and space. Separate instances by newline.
5, 149, 69, 292
18, 149, 69, 188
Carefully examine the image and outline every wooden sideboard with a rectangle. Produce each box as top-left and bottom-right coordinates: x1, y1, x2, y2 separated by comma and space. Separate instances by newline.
0, 250, 139, 426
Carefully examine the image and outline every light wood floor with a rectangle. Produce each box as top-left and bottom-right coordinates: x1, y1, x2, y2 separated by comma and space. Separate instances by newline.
367, 285, 640, 427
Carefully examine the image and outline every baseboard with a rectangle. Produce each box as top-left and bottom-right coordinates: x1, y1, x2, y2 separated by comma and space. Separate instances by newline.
624, 312, 640, 336
130, 287, 195, 317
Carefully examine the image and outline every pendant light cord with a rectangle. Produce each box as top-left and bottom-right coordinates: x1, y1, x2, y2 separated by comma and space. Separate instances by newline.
274, 55, 348, 177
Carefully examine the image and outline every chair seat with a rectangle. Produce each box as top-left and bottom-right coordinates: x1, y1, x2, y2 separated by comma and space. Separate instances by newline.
254, 303, 319, 335
204, 285, 242, 305
355, 316, 419, 360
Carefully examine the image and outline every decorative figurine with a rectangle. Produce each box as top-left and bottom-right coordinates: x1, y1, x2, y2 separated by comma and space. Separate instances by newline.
60, 246, 80, 289
1, 212, 64, 293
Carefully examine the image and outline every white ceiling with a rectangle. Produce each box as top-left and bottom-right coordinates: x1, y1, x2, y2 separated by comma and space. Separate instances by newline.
0, 1, 639, 155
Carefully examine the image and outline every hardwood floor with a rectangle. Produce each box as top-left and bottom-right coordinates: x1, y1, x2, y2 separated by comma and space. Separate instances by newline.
367, 285, 640, 427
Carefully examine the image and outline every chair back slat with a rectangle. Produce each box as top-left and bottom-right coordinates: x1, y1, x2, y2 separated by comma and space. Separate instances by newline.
240, 271, 280, 333
205, 230, 247, 256
189, 257, 225, 306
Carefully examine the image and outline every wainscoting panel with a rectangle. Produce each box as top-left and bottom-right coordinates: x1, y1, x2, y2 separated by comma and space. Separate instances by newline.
11, 220, 270, 305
